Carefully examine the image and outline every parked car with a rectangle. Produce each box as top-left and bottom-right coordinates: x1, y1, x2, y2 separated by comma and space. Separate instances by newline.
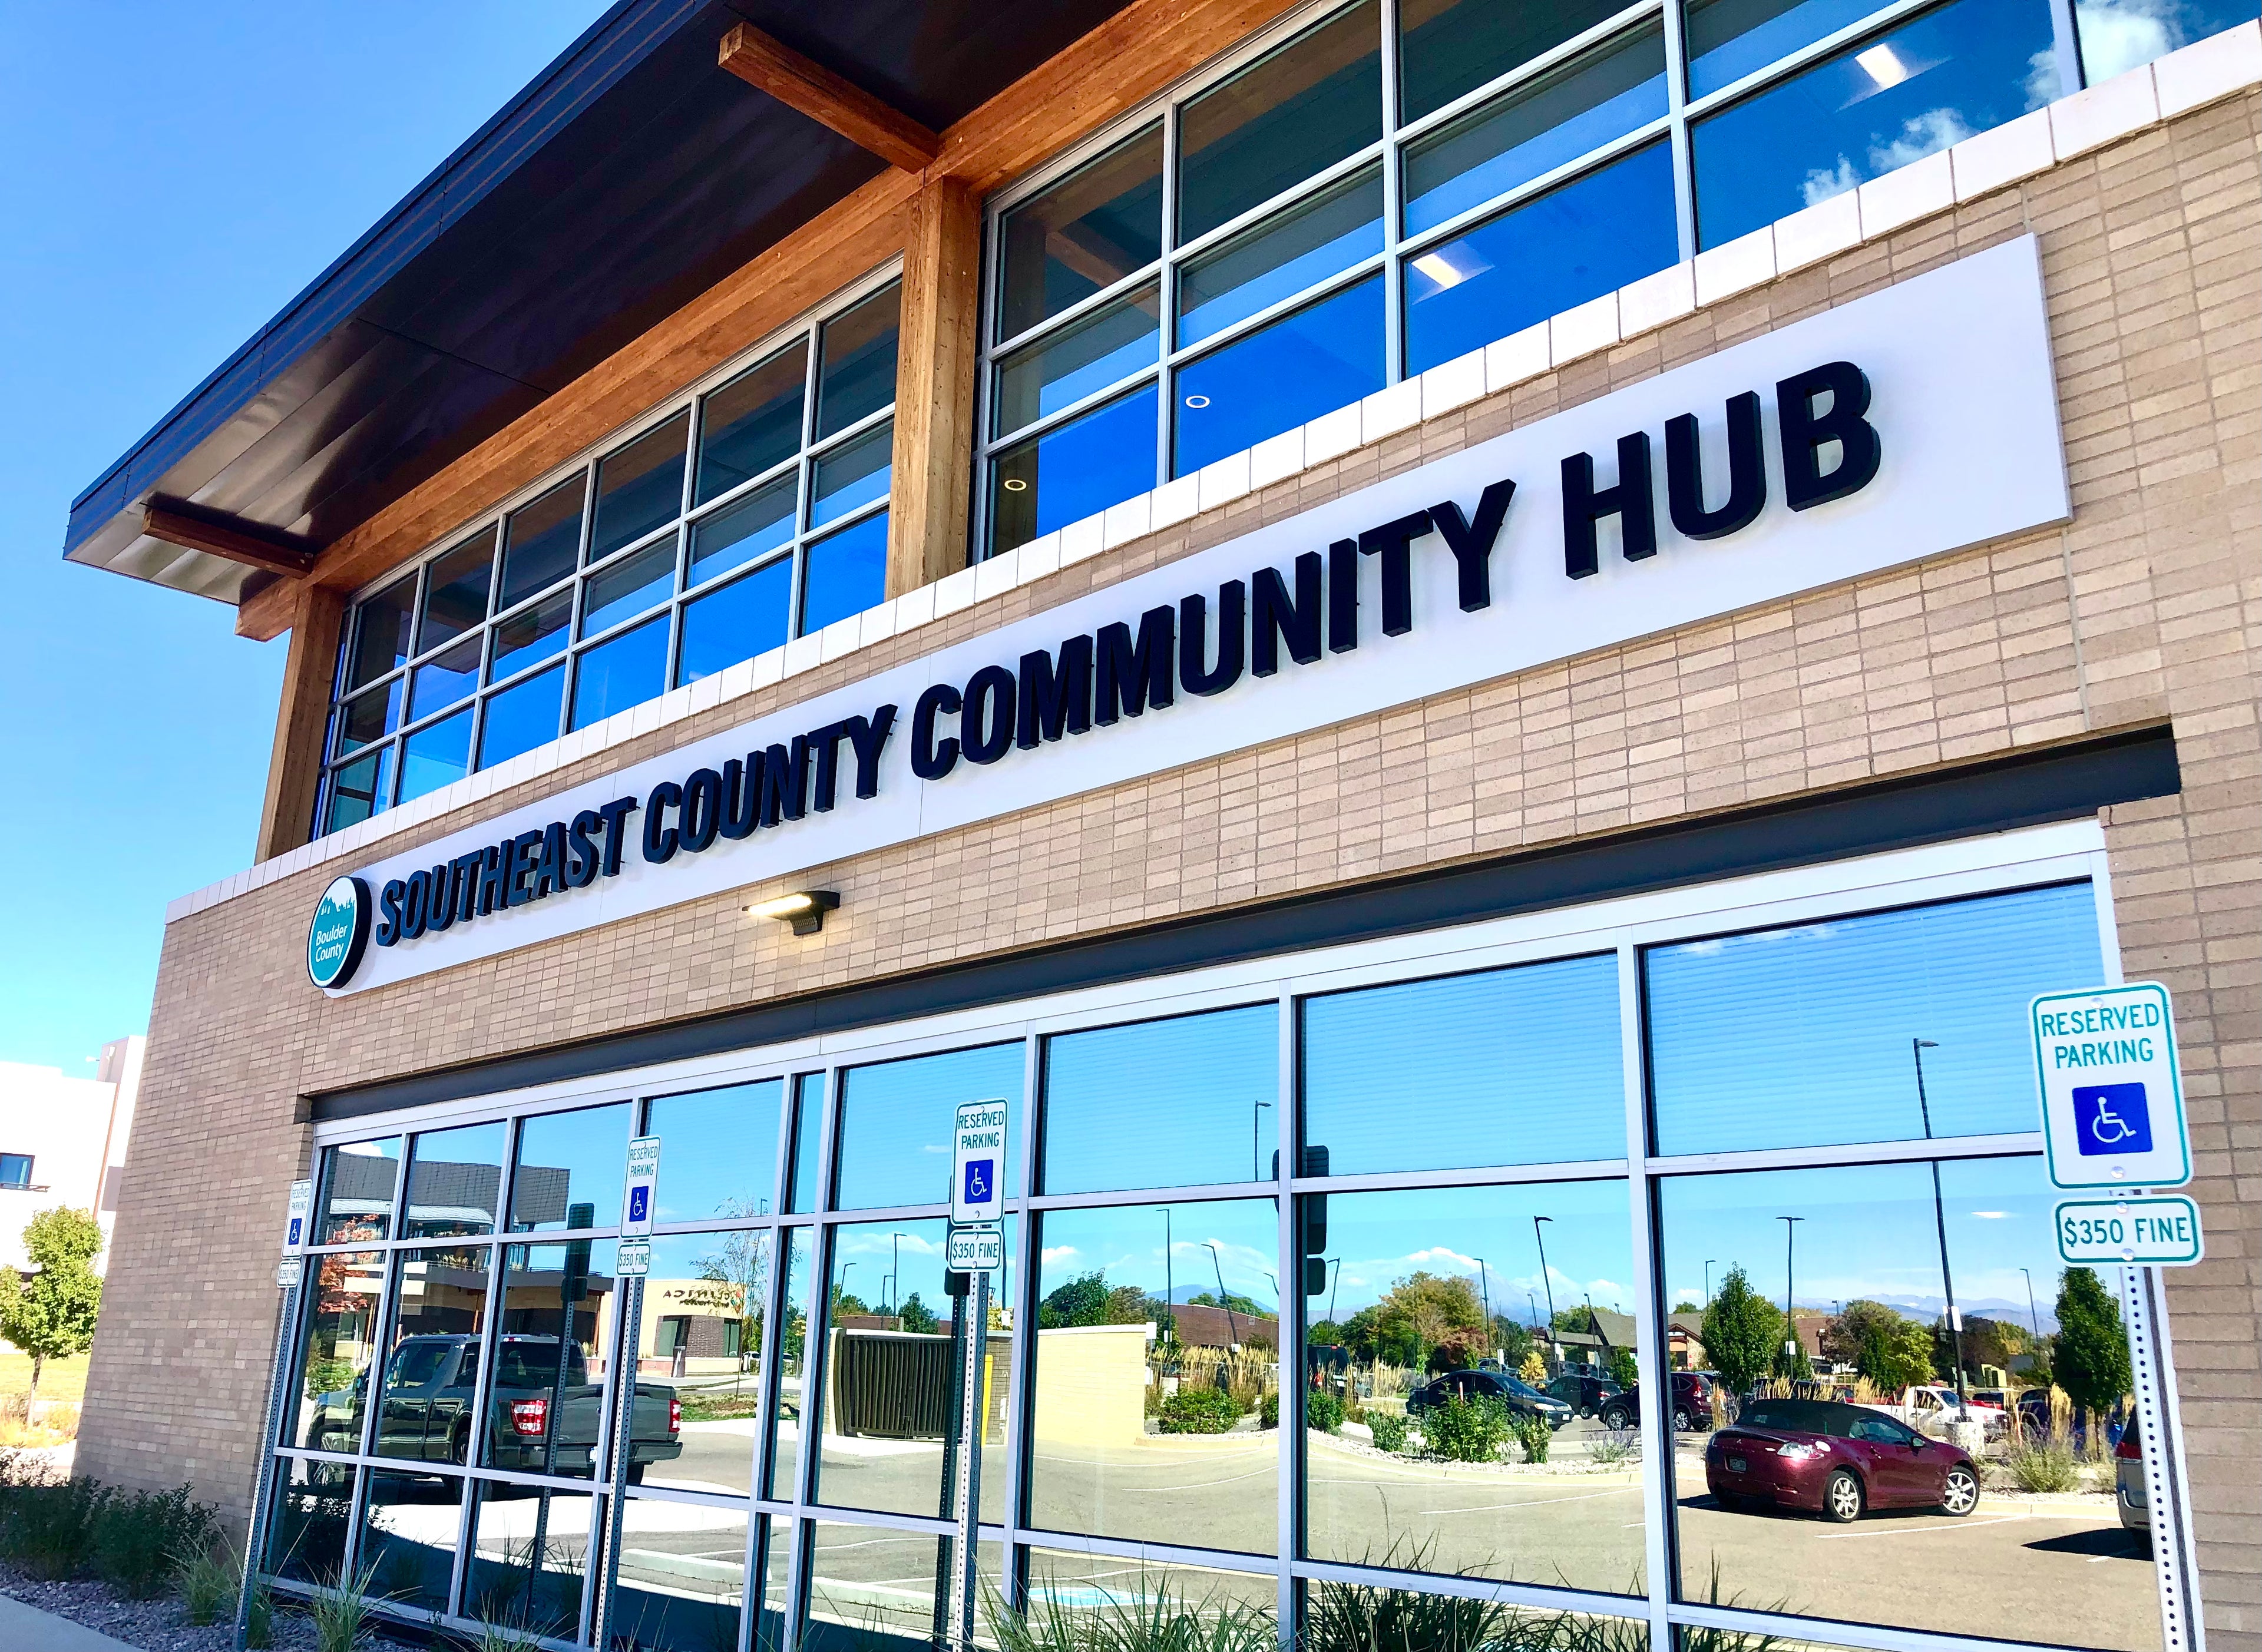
1884, 1383, 2006, 1438
1545, 1371, 1622, 1417
1407, 1369, 1572, 1429
1705, 1396, 1979, 1522
305, 1333, 682, 1481
1598, 1372, 1715, 1433
2115, 1425, 2151, 1551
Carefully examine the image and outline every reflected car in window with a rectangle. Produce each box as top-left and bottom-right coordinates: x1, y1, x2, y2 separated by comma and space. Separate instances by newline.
306, 1333, 682, 1482
1704, 1398, 1980, 1523
2115, 1427, 2149, 1550
1597, 1370, 1714, 1432
1407, 1369, 1572, 1429
1543, 1370, 1621, 1417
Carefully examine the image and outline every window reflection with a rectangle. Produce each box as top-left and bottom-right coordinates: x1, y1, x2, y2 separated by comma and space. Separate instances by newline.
1658, 1157, 2158, 1650
677, 556, 792, 686
294, 1248, 386, 1454
347, 574, 416, 692
375, 1244, 492, 1464
648, 1080, 783, 1223
482, 1239, 618, 1480
404, 1121, 506, 1239
817, 283, 904, 441
467, 1478, 593, 1640
634, 1229, 773, 1497
767, 1228, 814, 1497
1028, 1199, 1279, 1552
994, 286, 1160, 436
269, 1457, 353, 1586
418, 531, 494, 653
1398, 0, 1629, 123
500, 478, 587, 611
356, 1470, 460, 1614
1178, 168, 1383, 347
1685, 0, 1886, 99
989, 385, 1158, 557
612, 1498, 749, 1651
510, 1103, 632, 1233
801, 512, 888, 637
835, 1044, 1023, 1211
1043, 1005, 1278, 1194
1173, 274, 1384, 477
700, 343, 809, 505
788, 1074, 826, 1216
1301, 1180, 1640, 1591
590, 411, 689, 564
571, 614, 671, 731
1646, 883, 2103, 1155
320, 1139, 399, 1244
477, 661, 564, 769
997, 124, 1165, 340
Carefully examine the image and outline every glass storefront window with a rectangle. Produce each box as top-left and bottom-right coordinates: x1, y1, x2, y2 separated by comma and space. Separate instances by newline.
510, 1103, 632, 1233
768, 1227, 815, 1498
466, 1478, 593, 1639
482, 1239, 617, 1479
374, 1244, 492, 1464
635, 1228, 773, 1496
610, 1498, 749, 1652
356, 1470, 461, 1615
805, 1524, 962, 1652
1043, 1005, 1278, 1194
647, 1079, 785, 1223
293, 1248, 386, 1454
403, 1121, 507, 1239
319, 1138, 400, 1244
268, 1456, 354, 1586
788, 1074, 826, 1216
834, 1044, 1024, 1211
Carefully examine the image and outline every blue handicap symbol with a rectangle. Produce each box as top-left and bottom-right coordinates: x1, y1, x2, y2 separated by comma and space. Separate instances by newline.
286, 1217, 303, 1247
963, 1158, 994, 1206
2072, 1082, 2152, 1156
628, 1186, 650, 1223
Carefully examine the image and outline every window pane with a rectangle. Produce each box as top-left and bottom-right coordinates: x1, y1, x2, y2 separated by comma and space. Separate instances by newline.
325, 745, 394, 832
466, 1478, 593, 1638
988, 383, 1158, 558
511, 1102, 633, 1232
338, 678, 401, 756
408, 635, 480, 723
788, 1073, 825, 1216
1305, 1181, 1639, 1591
581, 539, 676, 638
835, 1043, 1024, 1211
418, 531, 495, 653
998, 123, 1165, 339
500, 476, 587, 610
994, 285, 1160, 436
811, 421, 894, 529
490, 588, 573, 682
807, 1524, 947, 1651
1179, 167, 1383, 347
355, 1471, 461, 1614
1646, 884, 2103, 1156
677, 557, 792, 686
348, 574, 416, 691
1021, 1550, 1278, 1633
1660, 1157, 2158, 1650
1043, 1006, 1279, 1194
1405, 140, 1676, 375
649, 1080, 785, 1222
1173, 275, 1384, 477
1028, 1200, 1278, 1551
700, 342, 809, 505
816, 281, 902, 440
293, 1249, 385, 1453
320, 1138, 401, 1244
813, 1217, 1014, 1521
766, 1227, 813, 1498
397, 707, 472, 804
613, 1498, 748, 1651
634, 1229, 772, 1495
1691, 0, 2062, 250
590, 410, 689, 563
2077, 0, 2260, 80
1179, 1, 1383, 243
689, 475, 796, 588
570, 614, 670, 732
1402, 25, 1668, 236
483, 1239, 618, 1478
800, 512, 888, 637
1400, 0, 1631, 123
405, 1120, 507, 1239
1303, 954, 1623, 1176
478, 661, 564, 769
268, 1458, 353, 1587
373, 1243, 492, 1464
1685, 0, 1887, 99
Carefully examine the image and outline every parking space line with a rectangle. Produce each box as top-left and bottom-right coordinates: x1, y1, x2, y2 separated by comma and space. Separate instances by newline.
1815, 1515, 2027, 1541
1417, 1488, 1632, 1516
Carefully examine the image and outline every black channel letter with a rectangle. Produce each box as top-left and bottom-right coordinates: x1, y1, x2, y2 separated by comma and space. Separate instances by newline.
1665, 391, 1766, 541
1562, 432, 1655, 579
1778, 361, 1881, 511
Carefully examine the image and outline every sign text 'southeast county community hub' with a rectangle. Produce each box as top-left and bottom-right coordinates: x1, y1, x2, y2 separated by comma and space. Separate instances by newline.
58, 2, 2260, 1651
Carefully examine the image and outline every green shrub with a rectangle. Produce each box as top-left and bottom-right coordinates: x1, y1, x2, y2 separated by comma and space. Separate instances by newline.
96, 1485, 216, 1597
303, 1358, 356, 1404
1367, 1413, 1409, 1454
986, 1569, 1276, 1652
1306, 1391, 1345, 1434
1156, 1386, 1242, 1435
308, 1561, 381, 1652
1305, 1538, 1513, 1652
1260, 1391, 1280, 1429
1506, 1412, 1553, 1464
1586, 1429, 1641, 1468
2003, 1442, 2082, 1494
1421, 1394, 1509, 1463
0, 1476, 108, 1578
246, 1574, 274, 1650
175, 1542, 239, 1626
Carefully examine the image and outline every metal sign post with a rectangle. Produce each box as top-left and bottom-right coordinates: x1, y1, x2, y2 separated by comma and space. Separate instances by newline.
594, 1140, 659, 1652
236, 1178, 312, 1651
941, 1097, 1006, 1651
941, 1269, 990, 1651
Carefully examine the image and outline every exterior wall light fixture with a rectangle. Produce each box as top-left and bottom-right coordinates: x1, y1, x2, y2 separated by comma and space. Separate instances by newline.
745, 890, 839, 935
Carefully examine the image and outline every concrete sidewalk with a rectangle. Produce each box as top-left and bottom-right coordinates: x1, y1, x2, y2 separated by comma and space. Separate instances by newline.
0, 1594, 140, 1650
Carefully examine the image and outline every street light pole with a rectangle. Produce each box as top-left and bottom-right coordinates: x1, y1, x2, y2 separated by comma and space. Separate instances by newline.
888, 1233, 906, 1317
1325, 1259, 1342, 1331
1161, 1208, 1173, 1345
1778, 1216, 1805, 1374
2020, 1266, 2041, 1341
1475, 1259, 1493, 1361
1203, 1242, 1237, 1346
1914, 1038, 1970, 1399
1252, 1100, 1272, 1184
1533, 1216, 1556, 1372
1705, 1260, 1717, 1304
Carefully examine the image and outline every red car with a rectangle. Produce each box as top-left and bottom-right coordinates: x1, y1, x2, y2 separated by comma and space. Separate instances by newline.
1705, 1397, 1980, 1523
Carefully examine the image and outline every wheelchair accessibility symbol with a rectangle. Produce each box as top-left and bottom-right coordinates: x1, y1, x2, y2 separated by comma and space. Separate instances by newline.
963, 1159, 995, 1206
2072, 1083, 2152, 1157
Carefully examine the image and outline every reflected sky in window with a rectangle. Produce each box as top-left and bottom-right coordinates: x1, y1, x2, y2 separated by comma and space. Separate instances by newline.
1043, 1005, 1278, 1193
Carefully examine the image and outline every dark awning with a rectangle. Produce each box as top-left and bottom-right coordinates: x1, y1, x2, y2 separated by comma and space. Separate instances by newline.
64, 0, 1132, 605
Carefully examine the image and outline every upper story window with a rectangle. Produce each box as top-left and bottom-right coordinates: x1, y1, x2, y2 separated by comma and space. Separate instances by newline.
974, 0, 2116, 560
316, 273, 902, 840
0, 1155, 34, 1189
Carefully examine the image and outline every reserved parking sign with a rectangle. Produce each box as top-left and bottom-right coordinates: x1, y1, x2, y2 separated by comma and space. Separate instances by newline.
2030, 982, 2189, 1190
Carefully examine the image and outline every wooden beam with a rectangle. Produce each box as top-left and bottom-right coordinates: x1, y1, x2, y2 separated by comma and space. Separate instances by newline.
887, 177, 982, 596
144, 502, 314, 578
253, 581, 345, 863
718, 22, 940, 173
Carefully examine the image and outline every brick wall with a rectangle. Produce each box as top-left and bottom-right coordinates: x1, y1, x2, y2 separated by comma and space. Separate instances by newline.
82, 91, 2259, 1644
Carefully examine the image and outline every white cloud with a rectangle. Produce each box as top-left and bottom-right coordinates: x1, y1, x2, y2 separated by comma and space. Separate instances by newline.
2074, 0, 2182, 84
1868, 107, 1974, 173
1040, 1245, 1080, 1264
1969, 1211, 2014, 1220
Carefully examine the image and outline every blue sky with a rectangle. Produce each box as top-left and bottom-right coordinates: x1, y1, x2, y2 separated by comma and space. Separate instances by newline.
0, 4, 612, 1071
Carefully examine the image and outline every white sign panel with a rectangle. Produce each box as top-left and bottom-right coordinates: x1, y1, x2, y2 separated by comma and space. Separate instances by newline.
947, 1224, 1004, 1272
316, 238, 2068, 994
2054, 1196, 2204, 1266
617, 1237, 651, 1278
282, 1178, 313, 1254
2031, 982, 2189, 1190
276, 1256, 305, 1289
621, 1136, 662, 1236
952, 1100, 1007, 1225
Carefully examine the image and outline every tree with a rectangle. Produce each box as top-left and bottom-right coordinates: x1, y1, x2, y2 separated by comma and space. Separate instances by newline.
1374, 1272, 1485, 1370
2053, 1268, 2132, 1418
832, 1292, 870, 1317
1823, 1300, 1933, 1390
695, 1207, 772, 1383
1608, 1346, 1639, 1391
898, 1293, 939, 1335
1490, 1316, 1533, 1369
1699, 1266, 1782, 1399
1186, 1289, 1264, 1316
1039, 1270, 1112, 1329
1517, 1349, 1547, 1384
1672, 1301, 1701, 1314
1, 1209, 104, 1409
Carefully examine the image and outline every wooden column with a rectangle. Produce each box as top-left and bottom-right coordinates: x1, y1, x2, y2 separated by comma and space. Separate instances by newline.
886, 175, 983, 598
253, 581, 346, 864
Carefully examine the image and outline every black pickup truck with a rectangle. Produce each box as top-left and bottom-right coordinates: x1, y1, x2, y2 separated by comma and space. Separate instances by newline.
306, 1333, 681, 1481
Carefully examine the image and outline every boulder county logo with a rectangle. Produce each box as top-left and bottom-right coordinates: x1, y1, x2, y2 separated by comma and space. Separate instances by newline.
306, 875, 372, 991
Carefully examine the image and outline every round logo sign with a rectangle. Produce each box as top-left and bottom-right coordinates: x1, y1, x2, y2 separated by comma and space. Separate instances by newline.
306, 875, 372, 991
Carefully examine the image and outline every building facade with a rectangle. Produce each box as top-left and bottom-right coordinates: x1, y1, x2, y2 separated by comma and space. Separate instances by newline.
0, 1036, 144, 1270
61, 5, 2258, 1652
